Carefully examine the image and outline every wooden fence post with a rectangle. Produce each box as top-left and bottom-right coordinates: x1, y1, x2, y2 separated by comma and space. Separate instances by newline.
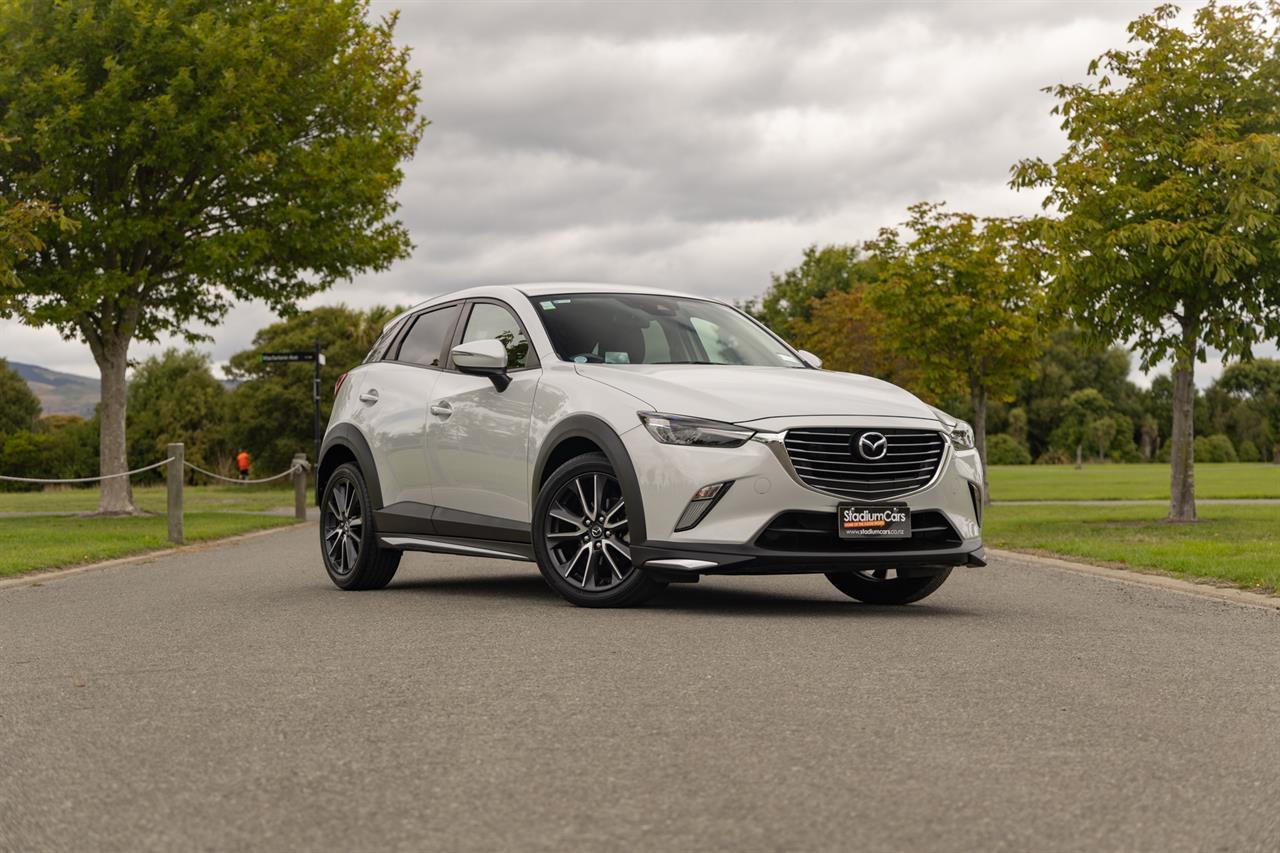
292, 453, 307, 522
167, 443, 184, 545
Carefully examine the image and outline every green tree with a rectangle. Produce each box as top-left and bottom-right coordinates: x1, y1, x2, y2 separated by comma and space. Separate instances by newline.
865, 202, 1051, 474
1011, 3, 1280, 520
744, 245, 879, 339
790, 286, 921, 387
38, 414, 98, 479
0, 134, 71, 288
225, 305, 399, 473
0, 0, 424, 513
0, 357, 40, 438
1050, 388, 1116, 467
127, 349, 227, 479
1015, 327, 1146, 460
1217, 359, 1280, 462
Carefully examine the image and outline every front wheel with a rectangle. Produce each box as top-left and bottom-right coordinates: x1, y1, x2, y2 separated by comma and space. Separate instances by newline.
825, 567, 951, 605
320, 462, 401, 590
532, 453, 666, 608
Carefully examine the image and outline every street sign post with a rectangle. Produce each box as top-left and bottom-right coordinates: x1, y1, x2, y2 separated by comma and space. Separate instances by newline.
261, 343, 327, 466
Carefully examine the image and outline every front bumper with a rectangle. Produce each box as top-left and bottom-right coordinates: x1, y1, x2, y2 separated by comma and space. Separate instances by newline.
621, 414, 984, 575
634, 541, 986, 577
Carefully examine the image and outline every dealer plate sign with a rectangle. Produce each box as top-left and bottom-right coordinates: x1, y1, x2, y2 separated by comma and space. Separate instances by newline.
837, 504, 912, 539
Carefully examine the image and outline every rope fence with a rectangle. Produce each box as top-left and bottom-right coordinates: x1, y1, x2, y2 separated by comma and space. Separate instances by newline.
0, 457, 175, 484
0, 443, 311, 545
184, 459, 309, 485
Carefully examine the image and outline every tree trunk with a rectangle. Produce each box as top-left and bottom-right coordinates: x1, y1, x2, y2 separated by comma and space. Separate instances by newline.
970, 385, 989, 504
1075, 444, 1083, 470
93, 333, 139, 515
1168, 328, 1197, 523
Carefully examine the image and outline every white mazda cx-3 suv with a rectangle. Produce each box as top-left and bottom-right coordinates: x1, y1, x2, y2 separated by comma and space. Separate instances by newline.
317, 283, 985, 607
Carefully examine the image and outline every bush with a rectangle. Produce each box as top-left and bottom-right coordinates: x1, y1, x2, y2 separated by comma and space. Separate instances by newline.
1195, 433, 1238, 463
1035, 448, 1073, 465
987, 433, 1031, 465
1238, 439, 1262, 462
0, 432, 62, 491
1156, 441, 1172, 463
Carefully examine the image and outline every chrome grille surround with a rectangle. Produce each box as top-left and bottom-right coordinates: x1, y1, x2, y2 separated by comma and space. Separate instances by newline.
781, 427, 948, 500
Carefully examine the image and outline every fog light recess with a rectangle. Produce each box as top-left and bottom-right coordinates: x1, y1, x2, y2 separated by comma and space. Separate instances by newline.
674, 481, 732, 531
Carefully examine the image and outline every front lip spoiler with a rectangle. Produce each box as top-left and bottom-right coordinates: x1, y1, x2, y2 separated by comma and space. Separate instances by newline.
633, 542, 986, 576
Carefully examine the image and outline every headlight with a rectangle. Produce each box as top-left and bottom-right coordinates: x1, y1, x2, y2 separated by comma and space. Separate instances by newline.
928, 405, 975, 451
949, 422, 975, 450
638, 412, 755, 448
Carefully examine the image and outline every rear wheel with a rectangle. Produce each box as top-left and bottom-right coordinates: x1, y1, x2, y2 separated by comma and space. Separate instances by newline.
532, 453, 665, 607
320, 463, 401, 590
825, 567, 951, 605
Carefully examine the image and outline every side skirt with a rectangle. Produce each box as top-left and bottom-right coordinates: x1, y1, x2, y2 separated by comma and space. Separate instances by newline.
380, 534, 535, 563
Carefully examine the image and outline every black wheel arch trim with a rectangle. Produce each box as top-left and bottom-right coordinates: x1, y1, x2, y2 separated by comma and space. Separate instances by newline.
318, 424, 384, 510
532, 415, 647, 545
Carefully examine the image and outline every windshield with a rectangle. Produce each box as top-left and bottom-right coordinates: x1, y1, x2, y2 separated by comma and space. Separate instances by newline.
530, 293, 807, 368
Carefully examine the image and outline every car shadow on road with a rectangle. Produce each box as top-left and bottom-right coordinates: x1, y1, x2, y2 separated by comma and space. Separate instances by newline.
647, 583, 978, 618
387, 571, 978, 618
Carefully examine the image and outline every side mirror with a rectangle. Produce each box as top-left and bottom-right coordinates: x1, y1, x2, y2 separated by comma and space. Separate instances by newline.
797, 349, 823, 369
451, 339, 510, 391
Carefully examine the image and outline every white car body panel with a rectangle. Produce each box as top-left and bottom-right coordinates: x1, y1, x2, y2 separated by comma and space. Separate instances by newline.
574, 363, 939, 423
425, 370, 539, 522
321, 282, 985, 579
359, 362, 437, 506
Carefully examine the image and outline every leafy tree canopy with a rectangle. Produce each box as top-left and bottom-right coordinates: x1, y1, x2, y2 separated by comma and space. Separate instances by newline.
0, 0, 425, 512
744, 244, 879, 338
127, 348, 228, 477
225, 304, 400, 472
864, 202, 1052, 469
1010, 1, 1280, 517
0, 356, 40, 437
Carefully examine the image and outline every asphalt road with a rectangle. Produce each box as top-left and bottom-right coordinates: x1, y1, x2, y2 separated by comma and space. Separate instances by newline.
2, 526, 1278, 853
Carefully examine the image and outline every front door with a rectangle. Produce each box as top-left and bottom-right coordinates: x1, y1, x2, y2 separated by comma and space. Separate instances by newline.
425, 301, 540, 526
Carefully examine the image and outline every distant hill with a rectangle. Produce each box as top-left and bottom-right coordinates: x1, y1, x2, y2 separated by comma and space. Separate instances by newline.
4, 360, 240, 419
7, 361, 101, 418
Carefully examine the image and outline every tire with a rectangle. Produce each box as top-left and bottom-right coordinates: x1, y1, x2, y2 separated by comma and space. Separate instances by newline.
532, 452, 666, 608
320, 462, 401, 590
825, 567, 951, 605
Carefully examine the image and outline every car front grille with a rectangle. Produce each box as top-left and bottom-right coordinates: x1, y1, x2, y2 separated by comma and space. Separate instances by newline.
782, 427, 947, 500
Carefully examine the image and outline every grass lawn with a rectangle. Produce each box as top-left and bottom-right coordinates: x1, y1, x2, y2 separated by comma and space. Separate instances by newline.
984, 503, 1280, 593
0, 484, 296, 514
0, 512, 298, 577
988, 462, 1280, 501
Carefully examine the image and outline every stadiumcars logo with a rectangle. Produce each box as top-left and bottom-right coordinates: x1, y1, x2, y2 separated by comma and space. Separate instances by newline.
838, 504, 912, 539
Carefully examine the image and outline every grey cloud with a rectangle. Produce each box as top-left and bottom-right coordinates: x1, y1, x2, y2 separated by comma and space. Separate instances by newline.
5, 0, 1248, 386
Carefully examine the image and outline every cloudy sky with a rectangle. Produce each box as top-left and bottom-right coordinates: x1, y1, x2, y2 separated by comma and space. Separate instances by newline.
4, 0, 1274, 384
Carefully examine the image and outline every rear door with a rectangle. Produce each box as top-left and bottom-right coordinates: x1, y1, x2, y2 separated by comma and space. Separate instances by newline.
363, 303, 461, 507
424, 300, 541, 528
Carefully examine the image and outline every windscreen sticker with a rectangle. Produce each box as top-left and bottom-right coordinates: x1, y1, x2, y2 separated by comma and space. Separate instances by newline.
540, 301, 556, 310
604, 351, 631, 364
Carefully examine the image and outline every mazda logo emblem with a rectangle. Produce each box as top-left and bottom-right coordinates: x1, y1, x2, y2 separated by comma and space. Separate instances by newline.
857, 431, 888, 460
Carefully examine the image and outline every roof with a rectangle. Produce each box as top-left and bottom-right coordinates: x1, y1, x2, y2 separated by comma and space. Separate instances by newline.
385, 282, 723, 330
512, 282, 705, 300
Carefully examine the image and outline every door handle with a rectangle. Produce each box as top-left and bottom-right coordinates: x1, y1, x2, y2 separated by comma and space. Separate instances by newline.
429, 402, 453, 418
358, 389, 379, 404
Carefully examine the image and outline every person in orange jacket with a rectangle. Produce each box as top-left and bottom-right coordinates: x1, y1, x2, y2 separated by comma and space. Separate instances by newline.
236, 449, 251, 480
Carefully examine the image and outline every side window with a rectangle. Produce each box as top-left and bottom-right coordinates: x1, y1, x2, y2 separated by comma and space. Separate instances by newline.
364, 317, 406, 364
461, 303, 533, 369
395, 304, 461, 367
